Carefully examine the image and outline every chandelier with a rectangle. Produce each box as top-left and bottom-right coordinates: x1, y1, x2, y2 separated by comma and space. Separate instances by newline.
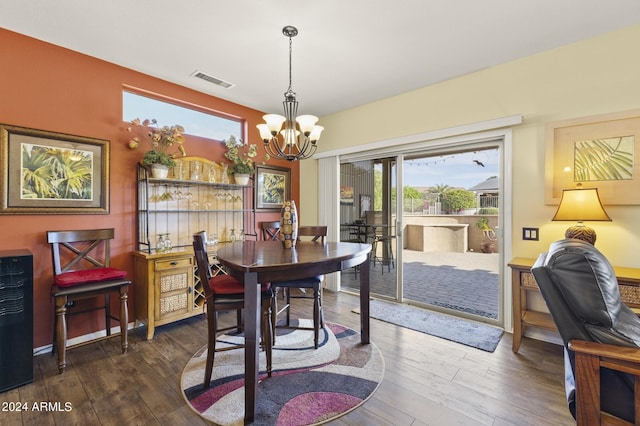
257, 26, 323, 161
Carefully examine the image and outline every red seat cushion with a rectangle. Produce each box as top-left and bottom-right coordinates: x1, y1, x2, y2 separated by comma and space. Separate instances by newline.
55, 267, 128, 288
210, 275, 270, 295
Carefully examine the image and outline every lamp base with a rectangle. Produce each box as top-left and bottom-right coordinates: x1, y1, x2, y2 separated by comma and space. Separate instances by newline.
565, 224, 597, 245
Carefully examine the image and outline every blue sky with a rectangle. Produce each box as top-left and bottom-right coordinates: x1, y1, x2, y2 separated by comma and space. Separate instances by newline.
123, 92, 242, 142
403, 149, 499, 190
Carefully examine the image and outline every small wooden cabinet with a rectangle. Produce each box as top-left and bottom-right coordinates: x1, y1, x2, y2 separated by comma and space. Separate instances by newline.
133, 251, 198, 339
509, 257, 640, 352
133, 157, 254, 339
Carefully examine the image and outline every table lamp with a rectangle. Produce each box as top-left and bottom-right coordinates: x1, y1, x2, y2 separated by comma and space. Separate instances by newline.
552, 186, 611, 245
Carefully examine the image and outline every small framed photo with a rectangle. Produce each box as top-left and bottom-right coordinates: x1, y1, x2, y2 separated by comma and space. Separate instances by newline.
255, 165, 290, 210
0, 124, 109, 214
360, 194, 371, 218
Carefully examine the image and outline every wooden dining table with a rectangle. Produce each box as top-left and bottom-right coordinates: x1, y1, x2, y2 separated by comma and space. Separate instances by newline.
215, 240, 372, 424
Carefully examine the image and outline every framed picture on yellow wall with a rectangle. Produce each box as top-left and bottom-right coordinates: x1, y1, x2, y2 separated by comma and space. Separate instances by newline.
545, 109, 640, 205
0, 124, 109, 214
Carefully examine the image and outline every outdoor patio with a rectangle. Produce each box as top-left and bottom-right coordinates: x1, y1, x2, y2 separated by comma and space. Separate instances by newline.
340, 249, 500, 319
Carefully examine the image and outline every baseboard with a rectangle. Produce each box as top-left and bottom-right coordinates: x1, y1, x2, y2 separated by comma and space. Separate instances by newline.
33, 321, 139, 356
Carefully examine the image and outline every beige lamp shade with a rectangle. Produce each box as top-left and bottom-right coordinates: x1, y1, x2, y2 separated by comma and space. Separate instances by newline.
552, 187, 611, 244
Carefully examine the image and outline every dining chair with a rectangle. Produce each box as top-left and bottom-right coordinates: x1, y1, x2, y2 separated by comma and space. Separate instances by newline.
271, 225, 327, 349
47, 228, 130, 374
261, 221, 281, 241
193, 231, 274, 388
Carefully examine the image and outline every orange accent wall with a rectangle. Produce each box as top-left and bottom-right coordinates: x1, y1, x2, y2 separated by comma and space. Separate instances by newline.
0, 29, 300, 348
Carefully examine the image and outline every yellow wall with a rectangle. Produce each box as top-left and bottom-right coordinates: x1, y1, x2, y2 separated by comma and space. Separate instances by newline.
302, 24, 640, 267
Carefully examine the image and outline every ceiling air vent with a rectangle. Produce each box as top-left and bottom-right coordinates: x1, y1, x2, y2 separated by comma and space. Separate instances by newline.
191, 71, 234, 89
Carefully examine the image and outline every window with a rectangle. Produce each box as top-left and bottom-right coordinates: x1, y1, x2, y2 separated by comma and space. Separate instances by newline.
123, 91, 242, 142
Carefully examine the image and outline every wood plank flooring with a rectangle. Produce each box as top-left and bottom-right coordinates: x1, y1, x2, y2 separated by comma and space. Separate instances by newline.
1, 291, 575, 425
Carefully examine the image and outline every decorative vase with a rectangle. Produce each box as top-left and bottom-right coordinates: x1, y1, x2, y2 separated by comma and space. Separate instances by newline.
279, 200, 298, 248
150, 163, 169, 179
234, 173, 250, 185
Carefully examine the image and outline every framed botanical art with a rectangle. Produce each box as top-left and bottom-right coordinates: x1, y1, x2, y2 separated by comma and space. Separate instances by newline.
545, 109, 640, 205
0, 124, 109, 214
255, 164, 290, 210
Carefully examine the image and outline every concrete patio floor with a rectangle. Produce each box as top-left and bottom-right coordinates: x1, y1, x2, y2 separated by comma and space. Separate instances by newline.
340, 249, 500, 319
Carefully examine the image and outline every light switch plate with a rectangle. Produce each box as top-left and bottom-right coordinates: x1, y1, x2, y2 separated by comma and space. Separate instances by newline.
522, 227, 539, 241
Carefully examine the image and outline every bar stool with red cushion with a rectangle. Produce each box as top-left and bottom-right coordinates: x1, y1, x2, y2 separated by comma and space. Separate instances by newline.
47, 228, 130, 374
193, 231, 274, 388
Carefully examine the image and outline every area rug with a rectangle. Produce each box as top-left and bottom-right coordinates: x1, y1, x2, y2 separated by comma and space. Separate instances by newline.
181, 320, 384, 425
354, 299, 503, 352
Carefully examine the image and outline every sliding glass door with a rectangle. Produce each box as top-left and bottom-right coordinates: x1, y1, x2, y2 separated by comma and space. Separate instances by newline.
400, 147, 501, 323
338, 141, 503, 326
339, 157, 399, 300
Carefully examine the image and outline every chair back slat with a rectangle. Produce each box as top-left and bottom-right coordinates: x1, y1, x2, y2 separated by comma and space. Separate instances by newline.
297, 226, 327, 244
47, 229, 115, 275
261, 221, 281, 241
193, 231, 213, 298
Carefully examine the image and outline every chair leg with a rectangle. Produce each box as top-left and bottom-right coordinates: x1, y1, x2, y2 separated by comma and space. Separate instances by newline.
261, 297, 273, 377
319, 287, 325, 328
55, 295, 68, 374
313, 287, 321, 349
119, 286, 129, 354
236, 309, 243, 334
271, 288, 278, 345
285, 288, 291, 326
204, 310, 218, 389
104, 293, 111, 337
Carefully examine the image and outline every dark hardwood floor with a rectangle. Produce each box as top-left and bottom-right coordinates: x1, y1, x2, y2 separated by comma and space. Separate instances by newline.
2, 291, 575, 425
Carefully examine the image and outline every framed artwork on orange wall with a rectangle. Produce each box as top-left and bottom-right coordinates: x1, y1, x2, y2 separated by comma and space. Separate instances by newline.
0, 124, 109, 214
255, 164, 290, 210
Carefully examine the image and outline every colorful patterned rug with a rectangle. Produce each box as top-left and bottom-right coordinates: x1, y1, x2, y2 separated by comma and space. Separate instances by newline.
181, 320, 384, 425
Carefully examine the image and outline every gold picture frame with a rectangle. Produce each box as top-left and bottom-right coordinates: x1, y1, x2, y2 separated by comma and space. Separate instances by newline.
255, 164, 290, 210
0, 124, 109, 214
545, 109, 640, 205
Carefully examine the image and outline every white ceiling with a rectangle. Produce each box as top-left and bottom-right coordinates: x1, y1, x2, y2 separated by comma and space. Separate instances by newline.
2, 0, 640, 117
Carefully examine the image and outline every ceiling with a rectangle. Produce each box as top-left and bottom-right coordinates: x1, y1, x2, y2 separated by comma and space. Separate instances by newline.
2, 0, 640, 117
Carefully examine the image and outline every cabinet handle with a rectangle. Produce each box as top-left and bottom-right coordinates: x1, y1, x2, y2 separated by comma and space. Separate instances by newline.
188, 286, 192, 294
170, 261, 179, 266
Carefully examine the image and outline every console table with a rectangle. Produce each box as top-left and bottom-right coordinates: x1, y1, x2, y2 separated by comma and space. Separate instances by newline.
509, 257, 640, 352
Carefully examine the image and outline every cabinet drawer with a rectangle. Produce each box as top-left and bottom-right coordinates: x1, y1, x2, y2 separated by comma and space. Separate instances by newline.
155, 257, 192, 271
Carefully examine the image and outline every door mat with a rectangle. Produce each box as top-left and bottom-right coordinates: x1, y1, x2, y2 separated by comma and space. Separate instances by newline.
354, 299, 503, 352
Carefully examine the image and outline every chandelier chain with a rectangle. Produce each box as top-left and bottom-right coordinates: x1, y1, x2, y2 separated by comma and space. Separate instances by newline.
288, 35, 293, 93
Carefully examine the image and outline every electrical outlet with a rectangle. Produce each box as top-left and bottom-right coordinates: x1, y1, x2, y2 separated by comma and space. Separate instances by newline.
522, 227, 539, 241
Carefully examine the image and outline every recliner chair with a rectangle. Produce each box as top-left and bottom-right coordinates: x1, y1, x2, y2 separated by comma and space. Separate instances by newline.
531, 238, 640, 425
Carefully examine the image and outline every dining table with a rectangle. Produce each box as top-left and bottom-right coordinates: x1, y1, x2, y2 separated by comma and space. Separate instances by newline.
215, 239, 372, 424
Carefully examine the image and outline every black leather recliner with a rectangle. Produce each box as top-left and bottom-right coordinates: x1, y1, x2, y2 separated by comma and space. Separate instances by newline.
532, 238, 640, 423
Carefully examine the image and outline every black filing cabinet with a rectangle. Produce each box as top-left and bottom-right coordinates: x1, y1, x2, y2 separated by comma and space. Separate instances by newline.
0, 250, 33, 392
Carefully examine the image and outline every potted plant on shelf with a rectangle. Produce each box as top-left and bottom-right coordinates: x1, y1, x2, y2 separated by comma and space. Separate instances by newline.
224, 135, 259, 185
127, 118, 187, 178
